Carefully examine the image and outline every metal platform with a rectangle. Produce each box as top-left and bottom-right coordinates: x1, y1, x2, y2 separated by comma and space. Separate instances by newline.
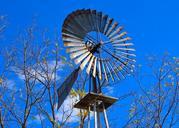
74, 92, 118, 112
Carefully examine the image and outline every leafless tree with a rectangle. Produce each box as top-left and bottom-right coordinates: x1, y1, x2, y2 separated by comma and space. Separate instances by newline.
29, 33, 75, 128
124, 54, 179, 128
0, 15, 12, 128
0, 25, 78, 128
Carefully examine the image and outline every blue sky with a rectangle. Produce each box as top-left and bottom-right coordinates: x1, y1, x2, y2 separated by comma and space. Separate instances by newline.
1, 0, 179, 56
0, 0, 179, 127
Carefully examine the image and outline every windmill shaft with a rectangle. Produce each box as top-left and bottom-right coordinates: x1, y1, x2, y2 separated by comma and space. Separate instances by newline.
92, 75, 98, 93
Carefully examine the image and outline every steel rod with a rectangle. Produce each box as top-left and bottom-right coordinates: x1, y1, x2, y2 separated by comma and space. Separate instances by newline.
103, 103, 110, 128
94, 102, 98, 128
97, 103, 101, 128
88, 105, 90, 128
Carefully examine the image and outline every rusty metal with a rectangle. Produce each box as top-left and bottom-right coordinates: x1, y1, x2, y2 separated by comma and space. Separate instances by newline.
74, 92, 118, 111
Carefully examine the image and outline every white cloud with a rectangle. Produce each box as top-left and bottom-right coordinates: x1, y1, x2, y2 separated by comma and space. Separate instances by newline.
55, 95, 95, 124
11, 60, 64, 82
55, 96, 80, 123
34, 114, 45, 123
4, 79, 16, 90
48, 60, 65, 71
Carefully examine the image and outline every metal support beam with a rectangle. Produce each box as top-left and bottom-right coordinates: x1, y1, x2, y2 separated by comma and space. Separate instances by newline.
103, 103, 110, 128
97, 111, 101, 128
94, 102, 98, 128
88, 106, 90, 128
92, 76, 97, 93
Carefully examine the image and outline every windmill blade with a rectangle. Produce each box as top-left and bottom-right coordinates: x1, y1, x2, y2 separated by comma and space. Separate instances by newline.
80, 11, 91, 31
86, 10, 95, 31
64, 42, 85, 47
113, 43, 133, 47
74, 51, 91, 64
96, 11, 102, 31
106, 22, 118, 37
62, 32, 83, 40
112, 61, 125, 79
91, 10, 99, 31
80, 53, 93, 70
105, 61, 114, 81
91, 10, 98, 31
62, 22, 87, 38
103, 18, 113, 34
97, 59, 102, 80
110, 31, 127, 41
100, 14, 108, 32
115, 53, 136, 62
102, 60, 108, 81
70, 49, 88, 59
73, 14, 88, 33
86, 9, 93, 31
102, 46, 134, 74
86, 56, 95, 74
62, 28, 84, 39
57, 67, 80, 109
64, 15, 87, 35
92, 57, 97, 77
66, 46, 87, 53
63, 37, 83, 43
115, 47, 135, 52
115, 51, 136, 57
89, 10, 96, 31
63, 23, 86, 38
108, 26, 123, 38
107, 60, 120, 80
113, 54, 136, 69
111, 37, 131, 44
117, 61, 133, 75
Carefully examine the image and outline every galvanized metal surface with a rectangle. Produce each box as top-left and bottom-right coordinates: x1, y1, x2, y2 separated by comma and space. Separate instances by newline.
62, 9, 136, 82
103, 103, 110, 128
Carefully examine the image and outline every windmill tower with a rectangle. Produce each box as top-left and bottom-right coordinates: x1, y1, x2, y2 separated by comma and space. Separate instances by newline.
57, 9, 136, 128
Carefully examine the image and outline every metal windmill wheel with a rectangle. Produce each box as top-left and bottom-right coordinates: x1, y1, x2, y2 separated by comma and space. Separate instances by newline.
58, 9, 136, 128
62, 9, 135, 83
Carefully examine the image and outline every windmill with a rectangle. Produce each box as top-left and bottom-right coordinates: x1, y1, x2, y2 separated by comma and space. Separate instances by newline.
57, 9, 136, 128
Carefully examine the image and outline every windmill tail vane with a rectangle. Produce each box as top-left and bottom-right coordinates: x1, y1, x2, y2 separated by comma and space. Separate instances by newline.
57, 67, 80, 109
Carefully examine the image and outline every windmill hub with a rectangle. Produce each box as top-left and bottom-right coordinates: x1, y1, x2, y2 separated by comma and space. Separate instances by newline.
85, 39, 103, 54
